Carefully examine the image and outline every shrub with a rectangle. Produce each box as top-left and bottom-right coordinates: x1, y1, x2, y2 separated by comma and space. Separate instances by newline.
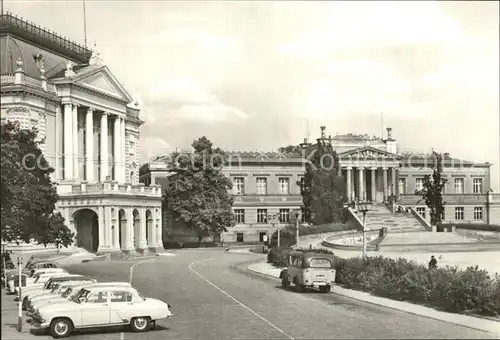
270, 229, 296, 248
266, 247, 500, 317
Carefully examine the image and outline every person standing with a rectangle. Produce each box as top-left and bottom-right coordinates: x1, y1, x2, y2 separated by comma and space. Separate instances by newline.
428, 255, 437, 269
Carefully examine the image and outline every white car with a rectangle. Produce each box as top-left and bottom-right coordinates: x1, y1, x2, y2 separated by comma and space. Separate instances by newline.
27, 280, 99, 314
23, 276, 93, 310
31, 285, 173, 338
30, 268, 67, 278
11, 269, 68, 295
29, 282, 132, 314
18, 273, 75, 300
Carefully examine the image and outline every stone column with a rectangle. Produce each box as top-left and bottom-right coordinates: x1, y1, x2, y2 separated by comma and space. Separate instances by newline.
55, 105, 61, 181
371, 167, 377, 202
383, 167, 388, 202
346, 167, 352, 202
147, 211, 156, 247
358, 167, 364, 201
114, 209, 121, 249
63, 103, 73, 180
100, 112, 109, 181
97, 206, 105, 252
121, 117, 126, 183
391, 167, 397, 197
72, 104, 79, 181
156, 208, 163, 247
104, 206, 111, 248
113, 116, 121, 182
85, 108, 94, 182
139, 209, 147, 250
122, 208, 134, 251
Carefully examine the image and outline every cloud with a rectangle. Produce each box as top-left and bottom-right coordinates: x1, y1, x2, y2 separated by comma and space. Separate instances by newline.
146, 76, 248, 123
139, 136, 174, 163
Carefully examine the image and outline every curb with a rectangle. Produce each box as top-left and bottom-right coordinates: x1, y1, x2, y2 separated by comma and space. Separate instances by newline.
246, 260, 500, 336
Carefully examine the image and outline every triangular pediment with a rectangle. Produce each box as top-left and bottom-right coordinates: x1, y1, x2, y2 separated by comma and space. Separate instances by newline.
72, 66, 133, 102
339, 146, 400, 160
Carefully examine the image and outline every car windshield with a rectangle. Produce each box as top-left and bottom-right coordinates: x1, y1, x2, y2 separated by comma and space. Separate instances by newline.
33, 274, 41, 283
72, 289, 90, 303
50, 285, 60, 293
137, 290, 146, 301
309, 258, 331, 268
62, 287, 73, 298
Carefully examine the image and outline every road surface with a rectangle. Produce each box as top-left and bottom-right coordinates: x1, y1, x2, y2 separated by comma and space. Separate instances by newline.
55, 249, 494, 339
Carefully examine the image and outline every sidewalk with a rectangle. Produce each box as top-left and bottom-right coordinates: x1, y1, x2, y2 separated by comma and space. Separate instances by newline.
247, 260, 500, 337
1, 288, 51, 340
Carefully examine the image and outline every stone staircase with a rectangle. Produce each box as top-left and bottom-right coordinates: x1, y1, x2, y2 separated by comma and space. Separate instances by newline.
358, 204, 426, 232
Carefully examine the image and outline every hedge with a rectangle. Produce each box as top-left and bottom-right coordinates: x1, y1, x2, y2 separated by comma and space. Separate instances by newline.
299, 224, 353, 236
437, 223, 500, 232
267, 247, 500, 317
269, 224, 354, 248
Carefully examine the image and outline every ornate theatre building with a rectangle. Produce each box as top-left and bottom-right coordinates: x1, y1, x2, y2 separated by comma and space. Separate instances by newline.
1, 13, 163, 254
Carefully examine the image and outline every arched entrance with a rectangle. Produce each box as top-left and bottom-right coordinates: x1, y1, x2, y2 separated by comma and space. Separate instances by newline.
146, 209, 153, 246
133, 209, 140, 248
74, 209, 99, 252
119, 209, 126, 249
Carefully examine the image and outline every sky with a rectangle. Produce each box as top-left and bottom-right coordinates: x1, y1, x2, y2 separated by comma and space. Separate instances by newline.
4, 0, 500, 190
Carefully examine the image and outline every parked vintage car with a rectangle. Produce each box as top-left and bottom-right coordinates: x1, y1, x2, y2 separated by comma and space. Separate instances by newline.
17, 273, 76, 300
10, 269, 68, 293
31, 285, 173, 338
23, 276, 93, 310
29, 267, 67, 278
28, 282, 131, 315
279, 251, 337, 293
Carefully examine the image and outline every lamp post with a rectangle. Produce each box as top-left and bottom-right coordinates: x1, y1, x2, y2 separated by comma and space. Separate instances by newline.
357, 200, 373, 259
267, 214, 278, 247
17, 256, 23, 332
293, 209, 301, 248
1, 243, 6, 288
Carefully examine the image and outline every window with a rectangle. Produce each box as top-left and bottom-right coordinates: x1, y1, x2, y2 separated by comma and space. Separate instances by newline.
415, 178, 424, 192
86, 291, 108, 304
236, 233, 244, 242
256, 177, 267, 195
454, 178, 464, 194
110, 291, 133, 303
257, 209, 268, 223
398, 178, 406, 195
279, 209, 290, 223
416, 207, 426, 219
234, 209, 245, 224
299, 177, 305, 191
289, 256, 303, 267
301, 207, 306, 223
454, 207, 464, 220
473, 178, 483, 194
474, 207, 483, 220
233, 177, 244, 195
309, 258, 332, 268
279, 177, 290, 195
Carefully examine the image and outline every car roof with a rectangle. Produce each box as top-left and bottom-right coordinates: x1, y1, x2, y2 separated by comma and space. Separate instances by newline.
84, 283, 133, 290
31, 261, 60, 266
49, 275, 89, 281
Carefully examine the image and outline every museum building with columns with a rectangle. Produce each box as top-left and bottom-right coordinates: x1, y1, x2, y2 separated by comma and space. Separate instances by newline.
0, 13, 163, 255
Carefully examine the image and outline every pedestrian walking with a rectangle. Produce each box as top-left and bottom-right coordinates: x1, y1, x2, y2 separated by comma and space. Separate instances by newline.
428, 255, 437, 269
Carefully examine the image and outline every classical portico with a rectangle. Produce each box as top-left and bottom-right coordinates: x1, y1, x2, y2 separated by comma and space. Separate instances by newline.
339, 146, 401, 203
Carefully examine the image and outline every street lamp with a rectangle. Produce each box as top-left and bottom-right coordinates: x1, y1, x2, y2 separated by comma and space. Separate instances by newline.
267, 214, 279, 247
357, 200, 373, 259
293, 209, 301, 248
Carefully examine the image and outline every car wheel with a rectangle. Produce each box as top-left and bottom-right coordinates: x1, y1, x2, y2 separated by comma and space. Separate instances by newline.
296, 283, 304, 293
281, 277, 290, 288
130, 317, 150, 332
50, 318, 73, 338
319, 286, 329, 293
22, 297, 28, 311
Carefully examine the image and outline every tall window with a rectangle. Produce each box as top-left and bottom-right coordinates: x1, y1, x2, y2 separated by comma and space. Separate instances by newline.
234, 209, 245, 224
454, 178, 464, 194
415, 178, 424, 192
278, 177, 290, 195
301, 207, 306, 223
233, 177, 244, 195
398, 178, 407, 195
473, 178, 483, 194
279, 209, 290, 223
299, 177, 305, 191
256, 178, 267, 195
454, 207, 464, 220
257, 209, 267, 223
473, 207, 483, 220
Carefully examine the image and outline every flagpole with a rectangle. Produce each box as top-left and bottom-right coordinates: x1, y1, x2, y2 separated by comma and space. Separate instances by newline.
83, 0, 87, 48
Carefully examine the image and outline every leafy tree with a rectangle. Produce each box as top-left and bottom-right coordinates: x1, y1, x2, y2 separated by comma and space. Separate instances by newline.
270, 228, 296, 248
44, 212, 75, 254
278, 145, 302, 156
299, 140, 345, 225
162, 137, 235, 244
1, 121, 74, 247
415, 151, 447, 226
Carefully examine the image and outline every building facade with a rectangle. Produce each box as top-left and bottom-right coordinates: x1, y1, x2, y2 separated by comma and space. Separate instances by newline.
141, 125, 500, 244
0, 13, 163, 254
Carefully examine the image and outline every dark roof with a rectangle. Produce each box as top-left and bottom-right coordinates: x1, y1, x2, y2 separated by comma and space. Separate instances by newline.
0, 13, 91, 70
331, 133, 383, 143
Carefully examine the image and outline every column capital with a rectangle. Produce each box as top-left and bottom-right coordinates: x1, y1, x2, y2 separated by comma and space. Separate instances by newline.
86, 107, 94, 113
102, 111, 109, 116
61, 101, 72, 107
358, 167, 365, 171
371, 167, 378, 171
382, 167, 388, 171
346, 166, 353, 171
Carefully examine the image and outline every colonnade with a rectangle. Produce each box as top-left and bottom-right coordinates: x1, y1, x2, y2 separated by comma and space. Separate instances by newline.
343, 166, 398, 202
55, 102, 127, 183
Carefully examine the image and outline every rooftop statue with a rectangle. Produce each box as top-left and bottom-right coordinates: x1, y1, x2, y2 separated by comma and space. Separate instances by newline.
64, 60, 75, 77
89, 42, 103, 66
